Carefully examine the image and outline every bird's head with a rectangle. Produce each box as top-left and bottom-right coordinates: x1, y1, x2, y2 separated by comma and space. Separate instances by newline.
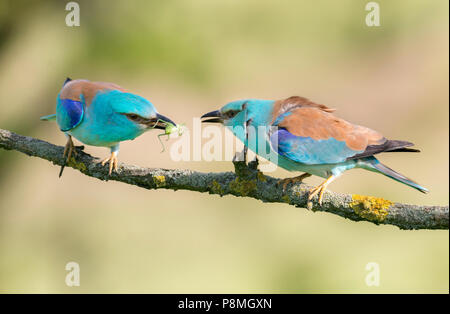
121, 110, 175, 130
201, 99, 275, 128
110, 91, 176, 130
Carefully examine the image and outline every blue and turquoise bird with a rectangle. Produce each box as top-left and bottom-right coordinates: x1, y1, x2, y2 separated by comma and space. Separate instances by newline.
201, 96, 428, 204
41, 78, 176, 176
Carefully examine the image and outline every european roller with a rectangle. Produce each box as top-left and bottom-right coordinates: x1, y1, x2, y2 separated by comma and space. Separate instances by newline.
41, 78, 176, 176
201, 96, 428, 204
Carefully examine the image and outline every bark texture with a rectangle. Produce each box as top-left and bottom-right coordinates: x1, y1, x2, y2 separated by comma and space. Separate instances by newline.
1, 128, 448, 230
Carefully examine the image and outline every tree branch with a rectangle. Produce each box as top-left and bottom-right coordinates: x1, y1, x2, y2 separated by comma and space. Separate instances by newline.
0, 128, 448, 230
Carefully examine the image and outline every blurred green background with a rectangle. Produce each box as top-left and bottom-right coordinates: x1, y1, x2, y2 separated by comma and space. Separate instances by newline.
0, 0, 448, 293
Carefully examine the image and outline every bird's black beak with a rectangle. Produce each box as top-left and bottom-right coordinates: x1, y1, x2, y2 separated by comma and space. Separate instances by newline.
201, 110, 222, 123
149, 113, 176, 129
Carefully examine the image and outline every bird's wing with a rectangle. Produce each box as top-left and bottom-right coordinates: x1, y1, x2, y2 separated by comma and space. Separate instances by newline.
105, 91, 156, 118
56, 98, 84, 132
269, 105, 386, 165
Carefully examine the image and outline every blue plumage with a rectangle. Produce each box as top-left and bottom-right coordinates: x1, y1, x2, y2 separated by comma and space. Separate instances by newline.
107, 90, 158, 118
41, 78, 176, 176
69, 90, 150, 147
269, 128, 363, 165
56, 98, 84, 132
201, 96, 428, 204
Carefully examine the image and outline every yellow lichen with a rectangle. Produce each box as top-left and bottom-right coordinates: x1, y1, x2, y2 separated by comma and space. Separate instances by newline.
68, 157, 87, 172
211, 180, 224, 195
153, 175, 166, 187
257, 172, 267, 182
282, 195, 291, 203
350, 195, 392, 222
229, 177, 257, 196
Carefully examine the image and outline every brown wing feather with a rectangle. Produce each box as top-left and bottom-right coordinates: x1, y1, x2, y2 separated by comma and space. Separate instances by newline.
60, 79, 127, 106
276, 107, 386, 151
272, 96, 335, 123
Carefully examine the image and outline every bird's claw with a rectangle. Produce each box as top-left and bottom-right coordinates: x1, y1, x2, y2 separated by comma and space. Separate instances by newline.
306, 175, 336, 209
232, 152, 262, 179
100, 152, 119, 175
277, 173, 311, 191
307, 185, 326, 207
59, 136, 76, 177
247, 156, 259, 171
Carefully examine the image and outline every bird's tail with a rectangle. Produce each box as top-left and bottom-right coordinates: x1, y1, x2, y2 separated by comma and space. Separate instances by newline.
361, 157, 429, 193
40, 114, 57, 121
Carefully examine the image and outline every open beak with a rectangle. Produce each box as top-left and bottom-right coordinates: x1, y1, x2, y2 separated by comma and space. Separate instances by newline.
201, 110, 222, 123
149, 113, 176, 129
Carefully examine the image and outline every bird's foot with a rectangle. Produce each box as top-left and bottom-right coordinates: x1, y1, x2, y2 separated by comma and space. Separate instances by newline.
59, 136, 76, 177
233, 148, 247, 175
74, 145, 85, 152
247, 156, 259, 171
100, 152, 119, 175
278, 173, 311, 191
308, 185, 326, 207
233, 153, 261, 179
307, 175, 335, 208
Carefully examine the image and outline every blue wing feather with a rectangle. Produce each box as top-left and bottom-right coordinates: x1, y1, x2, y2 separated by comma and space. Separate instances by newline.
56, 98, 84, 132
270, 128, 363, 164
105, 90, 157, 117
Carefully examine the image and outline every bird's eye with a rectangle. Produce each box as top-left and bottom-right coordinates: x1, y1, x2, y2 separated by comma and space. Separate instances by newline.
127, 114, 139, 120
224, 110, 240, 119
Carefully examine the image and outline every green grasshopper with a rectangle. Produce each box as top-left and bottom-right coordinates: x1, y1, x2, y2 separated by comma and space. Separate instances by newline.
152, 121, 186, 152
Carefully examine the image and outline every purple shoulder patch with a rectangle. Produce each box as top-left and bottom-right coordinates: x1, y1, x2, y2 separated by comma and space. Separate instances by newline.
56, 98, 84, 131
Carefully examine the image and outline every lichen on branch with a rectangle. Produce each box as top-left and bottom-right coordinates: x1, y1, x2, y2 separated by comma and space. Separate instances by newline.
0, 128, 448, 230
